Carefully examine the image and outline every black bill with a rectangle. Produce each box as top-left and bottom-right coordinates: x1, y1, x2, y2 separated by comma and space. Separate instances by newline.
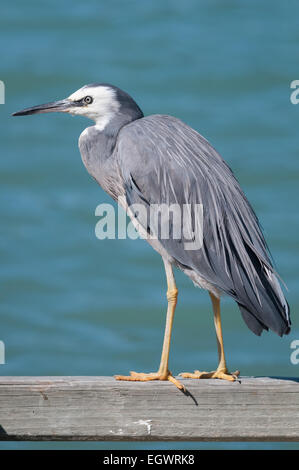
12, 99, 75, 116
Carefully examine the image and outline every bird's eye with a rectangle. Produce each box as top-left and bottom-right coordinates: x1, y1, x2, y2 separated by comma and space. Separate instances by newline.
83, 96, 93, 105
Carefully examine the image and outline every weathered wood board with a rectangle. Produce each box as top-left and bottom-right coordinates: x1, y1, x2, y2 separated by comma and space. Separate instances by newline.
0, 376, 298, 441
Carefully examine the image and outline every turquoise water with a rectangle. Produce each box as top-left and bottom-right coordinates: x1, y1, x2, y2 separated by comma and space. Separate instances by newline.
0, 1, 298, 449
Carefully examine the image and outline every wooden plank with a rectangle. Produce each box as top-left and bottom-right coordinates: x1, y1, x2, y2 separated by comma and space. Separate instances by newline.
0, 376, 298, 441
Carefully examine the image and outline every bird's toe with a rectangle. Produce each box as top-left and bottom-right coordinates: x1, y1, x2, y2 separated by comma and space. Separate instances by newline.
180, 368, 240, 382
114, 370, 185, 390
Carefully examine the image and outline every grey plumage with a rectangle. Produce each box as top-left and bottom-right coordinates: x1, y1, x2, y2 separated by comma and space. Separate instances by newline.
118, 115, 290, 336
79, 89, 290, 337
13, 83, 291, 338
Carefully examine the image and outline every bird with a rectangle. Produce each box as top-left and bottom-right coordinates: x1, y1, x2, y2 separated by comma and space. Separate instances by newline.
12, 83, 291, 390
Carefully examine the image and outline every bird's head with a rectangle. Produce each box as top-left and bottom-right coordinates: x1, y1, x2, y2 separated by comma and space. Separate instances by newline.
12, 83, 143, 130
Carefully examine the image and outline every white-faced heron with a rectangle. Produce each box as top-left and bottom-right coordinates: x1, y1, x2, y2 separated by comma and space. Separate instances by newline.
13, 83, 291, 390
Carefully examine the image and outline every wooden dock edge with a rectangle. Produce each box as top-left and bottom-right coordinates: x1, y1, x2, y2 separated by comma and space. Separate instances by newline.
0, 376, 298, 441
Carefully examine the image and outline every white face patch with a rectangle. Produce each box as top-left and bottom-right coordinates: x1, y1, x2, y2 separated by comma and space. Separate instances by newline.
67, 85, 120, 130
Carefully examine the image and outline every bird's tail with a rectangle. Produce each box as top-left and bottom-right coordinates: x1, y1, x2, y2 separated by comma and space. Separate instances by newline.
236, 246, 291, 337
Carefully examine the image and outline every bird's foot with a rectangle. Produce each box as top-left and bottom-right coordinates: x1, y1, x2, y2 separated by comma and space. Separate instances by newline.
114, 370, 185, 391
180, 367, 240, 382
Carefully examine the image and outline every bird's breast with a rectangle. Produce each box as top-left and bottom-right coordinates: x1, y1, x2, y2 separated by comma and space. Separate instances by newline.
78, 126, 124, 201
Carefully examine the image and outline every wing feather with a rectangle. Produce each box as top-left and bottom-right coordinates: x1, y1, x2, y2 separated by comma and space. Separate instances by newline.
117, 114, 290, 336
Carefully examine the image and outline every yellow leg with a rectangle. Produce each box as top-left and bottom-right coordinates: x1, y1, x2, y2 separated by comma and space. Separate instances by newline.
180, 292, 240, 381
115, 259, 185, 390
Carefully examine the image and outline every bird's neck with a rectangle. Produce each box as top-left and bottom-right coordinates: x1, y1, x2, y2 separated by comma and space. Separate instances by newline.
96, 111, 142, 155
79, 111, 142, 197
